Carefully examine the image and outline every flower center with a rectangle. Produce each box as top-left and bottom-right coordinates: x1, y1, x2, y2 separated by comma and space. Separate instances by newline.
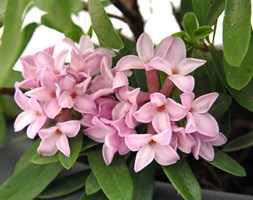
71, 92, 77, 99
51, 91, 56, 98
149, 140, 156, 145
157, 105, 165, 112
55, 129, 62, 135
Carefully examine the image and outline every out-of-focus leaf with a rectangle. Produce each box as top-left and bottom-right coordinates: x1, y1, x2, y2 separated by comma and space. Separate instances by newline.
2, 70, 23, 88
0, 105, 6, 147
210, 47, 253, 112
163, 157, 201, 200
0, 162, 62, 200
180, 0, 193, 20
183, 12, 198, 38
191, 0, 211, 25
206, 0, 225, 26
217, 110, 231, 137
223, 132, 253, 152
0, 0, 30, 87
80, 191, 108, 200
32, 152, 59, 164
81, 137, 99, 152
85, 172, 101, 195
59, 133, 83, 169
223, 0, 251, 67
89, 0, 124, 49
0, 95, 21, 118
38, 170, 90, 199
209, 149, 246, 177
0, 0, 7, 25
87, 148, 134, 200
193, 26, 213, 41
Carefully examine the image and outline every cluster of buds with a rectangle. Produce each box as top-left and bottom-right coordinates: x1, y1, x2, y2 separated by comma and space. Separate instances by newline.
14, 33, 226, 172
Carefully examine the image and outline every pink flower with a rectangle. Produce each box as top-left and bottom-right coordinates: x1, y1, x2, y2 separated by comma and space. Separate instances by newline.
125, 131, 179, 172
180, 92, 220, 137
37, 120, 81, 157
14, 86, 47, 139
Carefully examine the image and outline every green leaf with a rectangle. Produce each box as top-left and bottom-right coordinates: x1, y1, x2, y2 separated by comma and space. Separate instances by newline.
223, 0, 251, 67
193, 26, 213, 41
0, 105, 6, 147
88, 0, 124, 49
209, 93, 232, 119
217, 110, 231, 137
14, 139, 40, 174
183, 12, 198, 38
0, 0, 7, 25
38, 170, 90, 199
0, 95, 21, 118
81, 137, 99, 152
223, 132, 253, 152
191, 0, 211, 25
163, 157, 201, 200
180, 0, 193, 20
0, 162, 62, 200
210, 47, 253, 112
87, 148, 134, 200
0, 0, 30, 87
209, 149, 246, 177
80, 191, 108, 200
85, 172, 101, 195
205, 0, 225, 26
32, 152, 59, 164
59, 133, 83, 169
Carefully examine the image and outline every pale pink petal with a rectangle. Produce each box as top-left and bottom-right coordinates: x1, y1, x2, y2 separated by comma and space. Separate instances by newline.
134, 145, 155, 172
56, 135, 70, 157
185, 112, 196, 133
118, 137, 129, 155
180, 92, 195, 109
152, 129, 171, 145
85, 52, 104, 75
166, 98, 187, 121
116, 55, 144, 71
58, 120, 81, 137
60, 76, 76, 91
149, 57, 172, 75
199, 142, 215, 161
38, 126, 58, 139
150, 93, 167, 107
43, 99, 62, 119
41, 68, 58, 88
58, 92, 74, 109
112, 72, 129, 90
192, 113, 219, 137
34, 51, 54, 69
105, 132, 118, 149
84, 126, 111, 143
25, 87, 52, 101
152, 112, 170, 133
37, 135, 59, 156
134, 102, 155, 123
102, 144, 117, 165
154, 36, 174, 58
169, 74, 194, 92
26, 116, 47, 139
112, 119, 134, 137
177, 58, 206, 75
79, 35, 94, 52
192, 92, 219, 113
74, 95, 96, 114
14, 87, 31, 110
125, 106, 138, 128
154, 144, 179, 166
112, 102, 131, 120
14, 110, 37, 132
210, 132, 227, 146
54, 50, 68, 72
100, 58, 113, 83
92, 88, 112, 100
125, 134, 152, 151
63, 37, 80, 53
192, 135, 201, 160
175, 132, 195, 154
136, 33, 154, 62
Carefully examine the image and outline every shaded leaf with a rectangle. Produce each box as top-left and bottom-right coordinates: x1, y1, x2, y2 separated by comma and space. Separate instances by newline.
206, 0, 225, 26
80, 191, 108, 200
85, 172, 101, 195
209, 149, 246, 177
0, 95, 21, 118
191, 0, 211, 25
0, 105, 6, 147
32, 152, 59, 164
163, 157, 201, 200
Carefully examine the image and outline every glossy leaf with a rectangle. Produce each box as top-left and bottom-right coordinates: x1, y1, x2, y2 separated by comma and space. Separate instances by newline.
206, 0, 225, 26
0, 162, 62, 200
209, 149, 246, 177
223, 132, 253, 152
88, 0, 124, 49
59, 133, 83, 169
14, 139, 40, 174
210, 47, 253, 112
87, 148, 134, 200
163, 157, 201, 200
0, 105, 6, 147
223, 0, 251, 67
183, 12, 198, 37
80, 191, 108, 200
193, 26, 213, 41
85, 172, 101, 195
38, 170, 90, 199
0, 0, 29, 87
32, 152, 59, 164
191, 0, 211, 25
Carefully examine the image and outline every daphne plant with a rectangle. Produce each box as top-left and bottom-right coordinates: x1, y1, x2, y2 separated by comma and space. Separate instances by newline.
0, 0, 252, 200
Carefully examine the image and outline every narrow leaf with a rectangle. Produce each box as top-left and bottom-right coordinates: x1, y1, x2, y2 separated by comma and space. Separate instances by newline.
163, 157, 201, 200
0, 105, 6, 147
193, 26, 213, 41
85, 172, 101, 195
223, 132, 253, 152
38, 170, 90, 199
209, 149, 246, 177
191, 0, 211, 25
87, 148, 134, 200
32, 153, 59, 164
88, 0, 124, 49
59, 133, 83, 169
206, 0, 225, 26
0, 162, 62, 200
223, 0, 251, 67
80, 191, 108, 200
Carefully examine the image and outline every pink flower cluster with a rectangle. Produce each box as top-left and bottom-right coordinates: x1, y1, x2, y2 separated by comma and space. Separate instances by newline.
14, 33, 227, 172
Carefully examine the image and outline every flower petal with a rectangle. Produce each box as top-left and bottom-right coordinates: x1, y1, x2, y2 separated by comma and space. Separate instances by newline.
166, 98, 187, 121
150, 92, 167, 107
149, 57, 172, 75
14, 110, 37, 132
152, 111, 170, 133
102, 144, 117, 165
58, 120, 81, 137
177, 58, 206, 75
43, 99, 61, 119
37, 135, 59, 156
199, 142, 215, 161
56, 135, 70, 157
136, 33, 154, 62
169, 74, 194, 92
134, 145, 155, 172
154, 144, 179, 166
27, 116, 47, 139
134, 102, 155, 123
152, 129, 172, 145
116, 55, 144, 71
154, 36, 174, 58
192, 92, 219, 113
125, 134, 152, 151
74, 95, 96, 114
180, 92, 195, 109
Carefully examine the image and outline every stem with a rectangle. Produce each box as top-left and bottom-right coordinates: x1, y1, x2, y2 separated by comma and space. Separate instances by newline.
136, 91, 150, 105
160, 78, 174, 96
147, 122, 156, 134
146, 70, 160, 93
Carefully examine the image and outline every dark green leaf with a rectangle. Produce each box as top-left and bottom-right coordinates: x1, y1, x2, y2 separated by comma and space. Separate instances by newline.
209, 149, 246, 177
0, 162, 62, 200
172, 31, 192, 43
132, 69, 148, 92
85, 172, 101, 195
183, 12, 198, 38
217, 110, 231, 137
14, 139, 40, 174
0, 95, 21, 118
223, 0, 251, 67
206, 0, 225, 26
209, 93, 232, 119
38, 170, 90, 199
80, 191, 108, 200
59, 133, 83, 169
0, 0, 29, 87
88, 0, 124, 49
87, 148, 134, 200
163, 157, 201, 200
193, 26, 213, 41
223, 132, 253, 152
191, 0, 211, 25
0, 105, 6, 147
210, 47, 253, 112
32, 152, 59, 164
81, 137, 99, 152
